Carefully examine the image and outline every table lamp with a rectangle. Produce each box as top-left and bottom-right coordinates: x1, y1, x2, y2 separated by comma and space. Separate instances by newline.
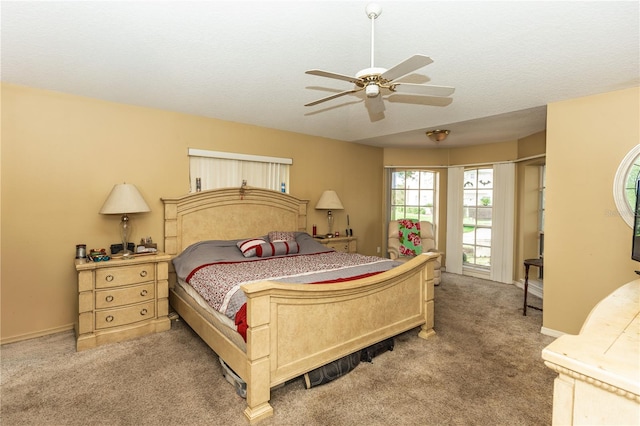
315, 190, 344, 237
100, 183, 151, 258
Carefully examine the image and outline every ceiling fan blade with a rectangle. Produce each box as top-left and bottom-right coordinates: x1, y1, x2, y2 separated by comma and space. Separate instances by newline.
305, 88, 361, 107
391, 83, 455, 97
306, 69, 364, 85
380, 54, 433, 82
365, 94, 385, 114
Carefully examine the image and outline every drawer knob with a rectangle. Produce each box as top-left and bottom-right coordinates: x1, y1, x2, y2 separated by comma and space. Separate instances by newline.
105, 295, 114, 303
140, 308, 148, 316
140, 270, 148, 278
106, 315, 114, 323
105, 274, 114, 282
140, 289, 148, 296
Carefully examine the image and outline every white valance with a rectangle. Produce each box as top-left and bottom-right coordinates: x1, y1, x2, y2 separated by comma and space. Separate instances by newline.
188, 148, 291, 193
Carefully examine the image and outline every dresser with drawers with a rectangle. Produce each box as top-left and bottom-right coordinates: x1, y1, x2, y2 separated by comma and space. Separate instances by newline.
74, 253, 172, 351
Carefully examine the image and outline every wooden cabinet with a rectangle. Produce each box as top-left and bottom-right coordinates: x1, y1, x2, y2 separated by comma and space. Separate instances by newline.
75, 253, 171, 351
316, 236, 357, 253
542, 280, 639, 425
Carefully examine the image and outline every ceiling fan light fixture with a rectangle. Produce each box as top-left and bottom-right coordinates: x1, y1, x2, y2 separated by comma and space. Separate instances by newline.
426, 129, 450, 143
365, 83, 379, 97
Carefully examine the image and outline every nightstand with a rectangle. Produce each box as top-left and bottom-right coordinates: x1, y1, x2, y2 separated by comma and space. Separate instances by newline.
74, 253, 172, 351
315, 236, 357, 253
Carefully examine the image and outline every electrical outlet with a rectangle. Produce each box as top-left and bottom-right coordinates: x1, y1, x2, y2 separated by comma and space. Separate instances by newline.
376, 246, 381, 253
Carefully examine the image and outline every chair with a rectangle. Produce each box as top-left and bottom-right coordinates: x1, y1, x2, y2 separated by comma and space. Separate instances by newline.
388, 220, 442, 285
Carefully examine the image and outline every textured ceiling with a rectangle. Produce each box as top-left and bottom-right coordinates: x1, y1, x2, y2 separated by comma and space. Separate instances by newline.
1, 1, 638, 148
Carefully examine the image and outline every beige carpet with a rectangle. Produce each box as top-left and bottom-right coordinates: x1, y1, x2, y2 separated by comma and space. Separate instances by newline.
1, 272, 555, 425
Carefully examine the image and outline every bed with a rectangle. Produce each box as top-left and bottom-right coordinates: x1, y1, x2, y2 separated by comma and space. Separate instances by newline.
162, 187, 438, 423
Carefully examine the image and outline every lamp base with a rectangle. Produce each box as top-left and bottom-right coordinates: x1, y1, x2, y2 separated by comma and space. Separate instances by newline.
119, 214, 134, 259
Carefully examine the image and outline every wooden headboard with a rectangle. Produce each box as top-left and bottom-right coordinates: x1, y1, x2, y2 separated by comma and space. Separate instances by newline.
162, 187, 308, 256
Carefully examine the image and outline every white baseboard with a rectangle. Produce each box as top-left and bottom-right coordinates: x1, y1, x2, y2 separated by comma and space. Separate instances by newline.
462, 266, 490, 280
540, 327, 565, 338
513, 279, 543, 299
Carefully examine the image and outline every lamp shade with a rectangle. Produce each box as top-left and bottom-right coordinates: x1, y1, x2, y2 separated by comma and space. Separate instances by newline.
315, 190, 344, 210
99, 183, 151, 215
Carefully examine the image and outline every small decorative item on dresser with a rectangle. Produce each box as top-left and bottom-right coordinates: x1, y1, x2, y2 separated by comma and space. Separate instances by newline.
137, 237, 158, 254
89, 248, 110, 262
75, 244, 86, 259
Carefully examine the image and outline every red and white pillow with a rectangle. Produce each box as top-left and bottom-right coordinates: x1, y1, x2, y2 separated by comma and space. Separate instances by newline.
268, 231, 297, 243
256, 241, 300, 258
238, 232, 299, 258
236, 238, 267, 258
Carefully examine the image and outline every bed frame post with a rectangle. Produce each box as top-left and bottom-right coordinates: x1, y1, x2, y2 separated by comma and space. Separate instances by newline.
418, 256, 436, 339
243, 291, 274, 423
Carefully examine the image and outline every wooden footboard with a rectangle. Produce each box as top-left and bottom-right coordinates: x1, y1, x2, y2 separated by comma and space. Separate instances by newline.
242, 253, 437, 423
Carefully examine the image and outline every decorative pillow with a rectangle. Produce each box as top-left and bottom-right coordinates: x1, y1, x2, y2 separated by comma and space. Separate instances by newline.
256, 241, 300, 258
236, 238, 267, 258
268, 231, 297, 243
397, 219, 423, 257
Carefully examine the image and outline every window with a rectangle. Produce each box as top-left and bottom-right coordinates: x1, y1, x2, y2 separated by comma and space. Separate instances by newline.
462, 168, 493, 268
623, 154, 640, 211
390, 170, 437, 223
613, 145, 640, 227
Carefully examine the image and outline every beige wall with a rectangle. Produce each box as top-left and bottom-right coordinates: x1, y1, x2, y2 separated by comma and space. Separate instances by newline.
544, 87, 640, 334
3, 82, 636, 341
0, 84, 384, 342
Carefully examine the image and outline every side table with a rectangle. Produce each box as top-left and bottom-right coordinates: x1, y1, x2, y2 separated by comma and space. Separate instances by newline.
314, 236, 357, 253
75, 253, 172, 350
523, 258, 543, 316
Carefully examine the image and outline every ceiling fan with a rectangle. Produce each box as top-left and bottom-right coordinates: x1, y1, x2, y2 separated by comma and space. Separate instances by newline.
304, 3, 455, 115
